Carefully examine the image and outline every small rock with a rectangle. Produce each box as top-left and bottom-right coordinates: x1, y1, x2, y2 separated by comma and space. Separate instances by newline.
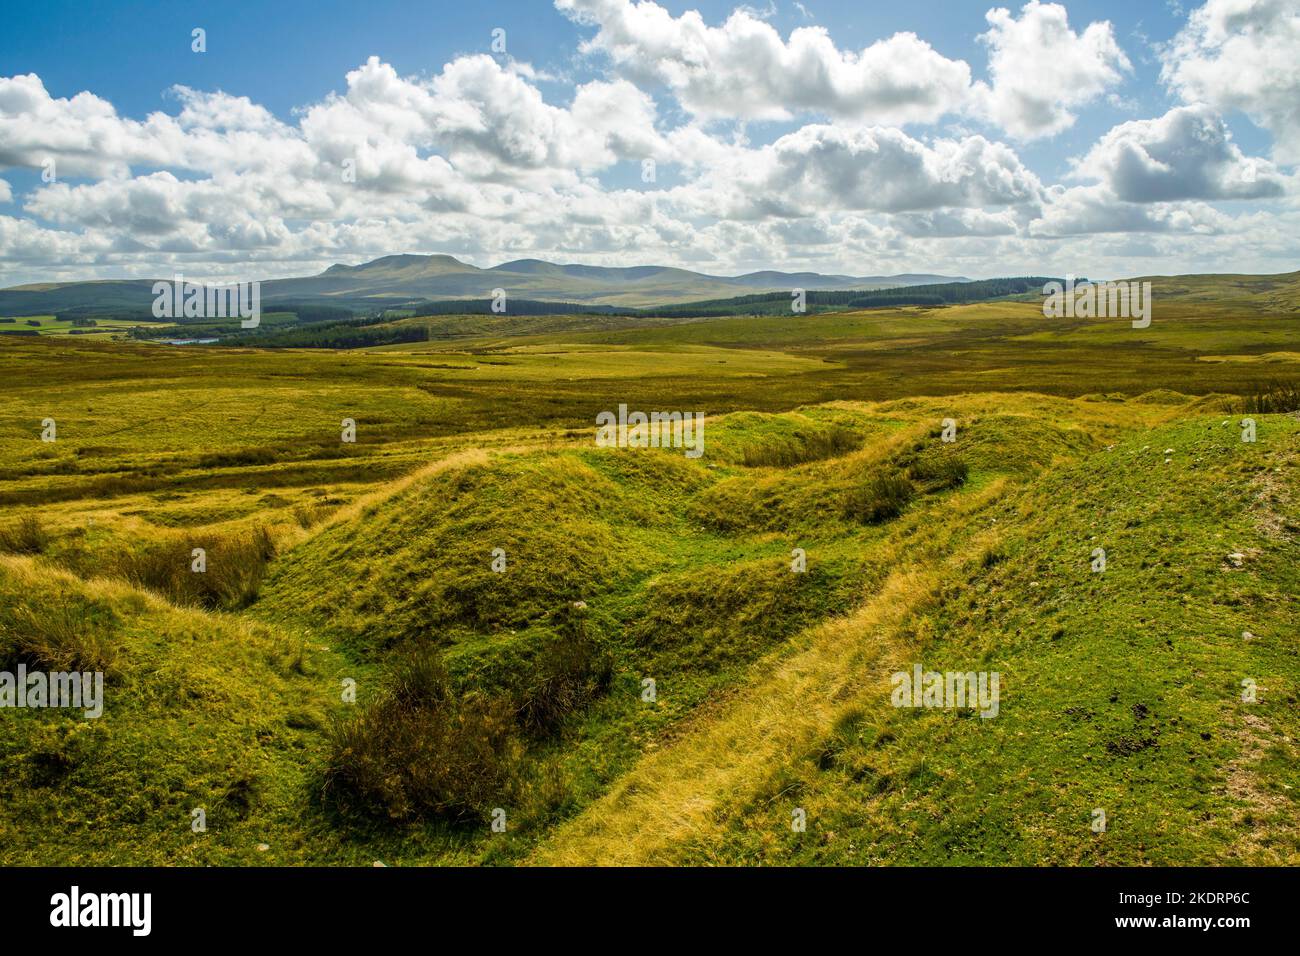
1164, 448, 1174, 455
256, 843, 269, 852
572, 600, 588, 610
1242, 631, 1254, 641
1227, 552, 1245, 566
373, 860, 387, 867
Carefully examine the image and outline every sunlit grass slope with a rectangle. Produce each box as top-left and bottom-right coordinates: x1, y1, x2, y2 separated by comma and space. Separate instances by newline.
536, 411, 1300, 865
0, 287, 1295, 866
0, 390, 1215, 865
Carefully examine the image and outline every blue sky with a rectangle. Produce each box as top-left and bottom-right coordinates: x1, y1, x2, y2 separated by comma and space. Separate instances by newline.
0, 2, 1183, 107
1, 0, 1224, 161
0, 0, 1295, 284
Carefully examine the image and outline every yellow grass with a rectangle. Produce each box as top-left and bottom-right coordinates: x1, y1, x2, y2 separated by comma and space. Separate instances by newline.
531, 479, 1010, 865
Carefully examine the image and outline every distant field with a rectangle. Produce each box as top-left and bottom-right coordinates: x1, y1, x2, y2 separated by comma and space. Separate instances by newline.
0, 289, 1297, 865
0, 314, 165, 338
4, 298, 1297, 460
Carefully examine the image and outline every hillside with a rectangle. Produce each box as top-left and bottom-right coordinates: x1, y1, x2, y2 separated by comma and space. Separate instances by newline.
534, 408, 1300, 865
0, 288, 1296, 867
1, 384, 1296, 864
0, 253, 968, 315
8, 0, 1300, 903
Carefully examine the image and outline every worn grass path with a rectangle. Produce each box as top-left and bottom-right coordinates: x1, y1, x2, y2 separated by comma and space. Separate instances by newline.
530, 480, 1009, 865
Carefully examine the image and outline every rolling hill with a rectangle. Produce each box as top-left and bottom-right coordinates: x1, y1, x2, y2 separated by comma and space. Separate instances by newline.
0, 254, 968, 314
0, 281, 1296, 865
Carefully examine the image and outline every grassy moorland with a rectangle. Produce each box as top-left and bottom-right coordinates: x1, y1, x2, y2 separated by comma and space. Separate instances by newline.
0, 277, 1296, 866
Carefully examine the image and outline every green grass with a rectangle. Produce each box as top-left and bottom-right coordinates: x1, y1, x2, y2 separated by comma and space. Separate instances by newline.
0, 314, 160, 337
665, 414, 1300, 865
0, 285, 1296, 865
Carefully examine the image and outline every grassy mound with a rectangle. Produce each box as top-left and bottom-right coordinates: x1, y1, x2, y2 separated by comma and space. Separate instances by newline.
3, 386, 1262, 866
624, 555, 867, 672
258, 451, 673, 653
687, 403, 1098, 535
0, 556, 340, 865
670, 413, 1300, 865
702, 410, 866, 467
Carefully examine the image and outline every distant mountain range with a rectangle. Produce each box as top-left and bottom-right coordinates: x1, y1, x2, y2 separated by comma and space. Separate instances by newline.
0, 254, 969, 314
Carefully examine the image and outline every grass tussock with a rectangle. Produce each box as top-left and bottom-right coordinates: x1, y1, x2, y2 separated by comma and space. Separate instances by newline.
513, 607, 614, 737
1239, 381, 1300, 414
843, 473, 915, 524
0, 591, 120, 674
326, 605, 613, 822
904, 452, 969, 492
81, 525, 275, 610
740, 424, 861, 467
291, 501, 335, 529
0, 514, 50, 555
324, 648, 523, 822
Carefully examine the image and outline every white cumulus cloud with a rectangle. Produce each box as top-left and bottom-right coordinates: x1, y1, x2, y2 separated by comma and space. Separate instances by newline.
1161, 0, 1300, 164
974, 1, 1132, 139
1073, 104, 1287, 201
555, 0, 973, 124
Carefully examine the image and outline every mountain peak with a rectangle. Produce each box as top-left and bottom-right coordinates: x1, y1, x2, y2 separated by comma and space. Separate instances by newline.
322, 254, 472, 275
